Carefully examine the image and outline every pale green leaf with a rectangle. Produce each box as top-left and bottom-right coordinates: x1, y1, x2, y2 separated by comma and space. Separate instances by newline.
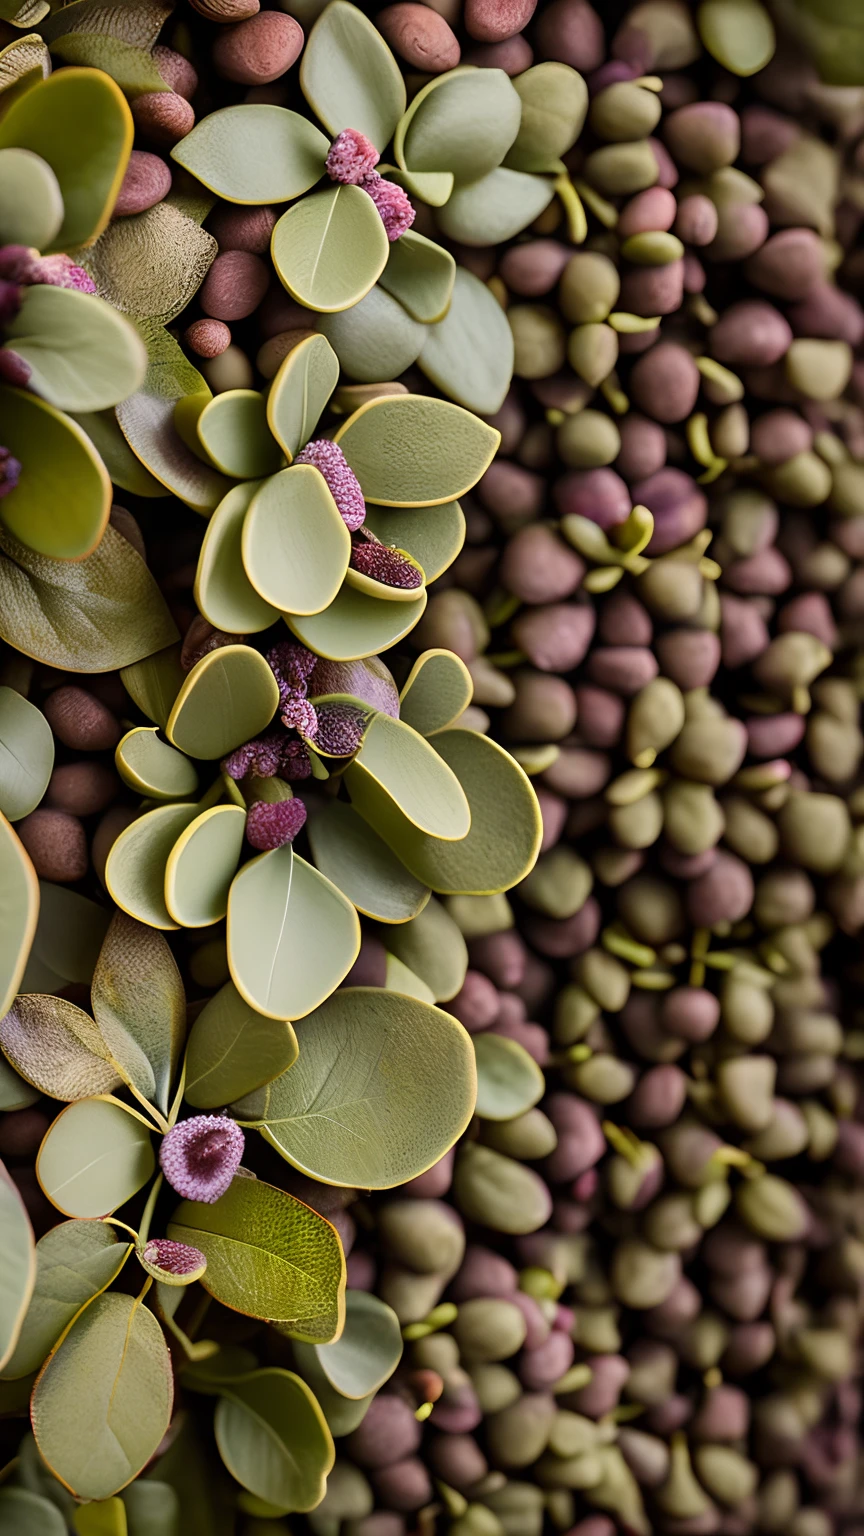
272, 184, 388, 314
0, 994, 121, 1101
380, 895, 467, 1002
419, 265, 514, 415
346, 712, 470, 839
473, 1031, 545, 1120
0, 684, 54, 822
300, 0, 405, 149
36, 1098, 155, 1218
194, 482, 279, 636
334, 393, 500, 506
2, 1218, 130, 1381
171, 105, 329, 205
215, 1368, 334, 1510
306, 799, 430, 924
0, 810, 39, 1019
436, 166, 554, 246
91, 910, 185, 1115
196, 391, 283, 480
285, 582, 427, 661
184, 980, 298, 1110
115, 726, 199, 802
397, 68, 521, 185
379, 230, 455, 324
164, 804, 247, 928
166, 645, 280, 761
4, 286, 147, 413
0, 1159, 36, 1373
242, 465, 351, 616
266, 334, 339, 463
295, 1289, 401, 1401
398, 648, 473, 737
318, 284, 427, 383
104, 803, 199, 931
0, 383, 111, 560
19, 882, 109, 996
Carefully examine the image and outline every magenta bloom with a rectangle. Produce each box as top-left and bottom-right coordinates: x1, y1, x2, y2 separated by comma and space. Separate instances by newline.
327, 128, 380, 185
142, 1237, 207, 1281
0, 245, 95, 293
246, 796, 307, 851
359, 173, 415, 241
0, 447, 21, 501
160, 1115, 244, 1204
267, 640, 317, 697
351, 532, 422, 589
295, 439, 366, 532
223, 731, 285, 780
281, 693, 318, 738
312, 701, 368, 757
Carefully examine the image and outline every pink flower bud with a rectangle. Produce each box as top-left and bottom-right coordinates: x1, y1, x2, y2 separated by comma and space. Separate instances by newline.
160, 1114, 244, 1203
246, 796, 307, 851
326, 128, 380, 185
141, 1237, 207, 1281
350, 531, 423, 589
281, 693, 319, 738
295, 440, 366, 532
359, 172, 415, 241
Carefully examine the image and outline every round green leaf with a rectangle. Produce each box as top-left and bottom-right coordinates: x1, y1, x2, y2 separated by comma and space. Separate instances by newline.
19, 882, 109, 996
353, 728, 543, 895
0, 146, 63, 248
436, 166, 554, 245
0, 1487, 66, 1533
91, 910, 185, 1116
0, 384, 111, 559
215, 1368, 334, 1511
300, 0, 406, 149
272, 185, 389, 314
0, 995, 121, 1101
399, 648, 473, 737
397, 68, 521, 186
227, 845, 360, 1021
363, 500, 465, 584
388, 163, 453, 207
117, 394, 232, 517
31, 1292, 172, 1500
120, 644, 184, 731
285, 582, 427, 660
347, 712, 470, 840
4, 286, 147, 414
473, 1032, 545, 1120
170, 105, 329, 206
115, 726, 199, 802
36, 1098, 155, 1219
166, 645, 280, 761
378, 230, 455, 324
0, 1055, 40, 1111
121, 1482, 181, 1536
0, 518, 178, 671
196, 391, 283, 480
0, 1160, 35, 1373
505, 62, 588, 173
104, 803, 200, 931
195, 483, 279, 636
419, 265, 514, 415
384, 952, 434, 1003
242, 987, 476, 1188
381, 895, 467, 1003
2, 1219, 130, 1382
334, 393, 500, 506
318, 284, 427, 383
266, 334, 339, 463
164, 804, 247, 928
184, 980, 298, 1110
242, 466, 351, 617
0, 811, 39, 1020
0, 685, 53, 822
300, 1290, 402, 1401
293, 1354, 374, 1436
168, 1175, 346, 1340
307, 799, 430, 924
0, 67, 133, 250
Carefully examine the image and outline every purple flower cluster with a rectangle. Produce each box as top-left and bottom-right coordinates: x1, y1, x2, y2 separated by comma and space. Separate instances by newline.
351, 530, 423, 589
223, 730, 311, 782
326, 128, 380, 185
358, 173, 416, 242
0, 245, 96, 294
296, 439, 367, 532
159, 1114, 244, 1204
246, 796, 308, 851
312, 701, 369, 757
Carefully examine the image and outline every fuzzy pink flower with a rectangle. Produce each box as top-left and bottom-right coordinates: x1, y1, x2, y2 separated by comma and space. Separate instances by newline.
359, 172, 415, 241
223, 731, 285, 780
246, 796, 307, 851
295, 439, 366, 532
0, 245, 96, 293
0, 447, 21, 501
160, 1115, 244, 1203
350, 532, 422, 589
281, 693, 319, 739
142, 1237, 207, 1279
266, 640, 317, 698
326, 128, 380, 185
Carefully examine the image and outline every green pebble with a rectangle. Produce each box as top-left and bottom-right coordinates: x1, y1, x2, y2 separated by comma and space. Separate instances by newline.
697, 0, 776, 76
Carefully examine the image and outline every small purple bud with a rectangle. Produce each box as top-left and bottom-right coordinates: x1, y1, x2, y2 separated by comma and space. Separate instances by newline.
0, 446, 22, 501
311, 700, 367, 757
350, 531, 423, 589
359, 172, 415, 241
326, 128, 380, 185
141, 1237, 207, 1281
280, 739, 313, 781
295, 440, 366, 532
0, 279, 21, 325
281, 693, 319, 738
0, 349, 31, 388
160, 1114, 244, 1204
223, 731, 285, 780
246, 796, 307, 851
30, 253, 96, 293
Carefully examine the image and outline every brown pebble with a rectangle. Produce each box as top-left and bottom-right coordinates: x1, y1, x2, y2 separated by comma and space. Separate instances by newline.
500, 524, 585, 604
17, 809, 88, 883
616, 414, 666, 480
617, 187, 676, 237
499, 241, 570, 297
44, 686, 121, 752
629, 342, 700, 424
710, 300, 792, 368
554, 467, 631, 529
113, 150, 172, 217
46, 762, 118, 818
465, 35, 533, 71
212, 12, 304, 85
534, 0, 605, 71
673, 194, 717, 246
663, 102, 740, 174
377, 3, 460, 71
512, 603, 596, 672
92, 807, 140, 888
185, 318, 232, 359
131, 91, 195, 148
152, 44, 198, 100
199, 249, 270, 322
745, 228, 825, 302
190, 0, 258, 20
207, 203, 277, 254
465, 0, 537, 42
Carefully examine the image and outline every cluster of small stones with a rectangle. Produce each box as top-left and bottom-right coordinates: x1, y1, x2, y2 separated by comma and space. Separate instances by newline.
3, 0, 864, 1531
